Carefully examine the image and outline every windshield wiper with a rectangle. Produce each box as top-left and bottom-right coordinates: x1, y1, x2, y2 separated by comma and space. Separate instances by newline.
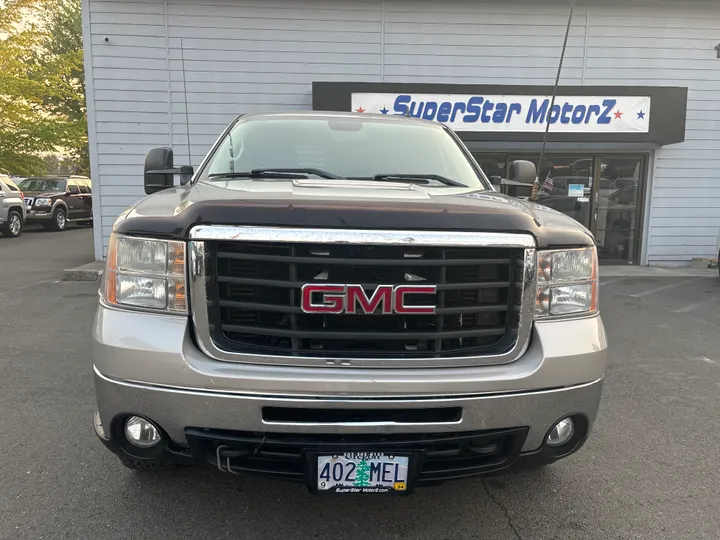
208, 168, 342, 180
253, 168, 342, 179
368, 174, 467, 188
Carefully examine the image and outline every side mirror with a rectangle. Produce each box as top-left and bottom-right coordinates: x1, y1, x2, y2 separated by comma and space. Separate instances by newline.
509, 160, 537, 185
143, 148, 194, 195
489, 175, 503, 189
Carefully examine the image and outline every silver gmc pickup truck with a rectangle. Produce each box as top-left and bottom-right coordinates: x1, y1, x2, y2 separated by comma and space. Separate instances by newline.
93, 111, 606, 494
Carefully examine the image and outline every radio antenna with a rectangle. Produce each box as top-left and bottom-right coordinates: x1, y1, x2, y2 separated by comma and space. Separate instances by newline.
530, 0, 576, 201
180, 39, 192, 168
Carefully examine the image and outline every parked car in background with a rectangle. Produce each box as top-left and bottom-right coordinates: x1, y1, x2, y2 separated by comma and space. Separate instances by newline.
0, 174, 26, 238
19, 175, 93, 231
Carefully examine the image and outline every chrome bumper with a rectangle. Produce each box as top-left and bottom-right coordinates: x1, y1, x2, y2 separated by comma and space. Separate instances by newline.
95, 367, 603, 452
25, 209, 52, 220
93, 302, 607, 453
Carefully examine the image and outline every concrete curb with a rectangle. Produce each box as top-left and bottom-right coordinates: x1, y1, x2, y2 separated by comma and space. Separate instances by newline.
61, 261, 105, 281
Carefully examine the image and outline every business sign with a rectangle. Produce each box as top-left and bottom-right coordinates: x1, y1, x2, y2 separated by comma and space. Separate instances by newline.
350, 93, 651, 133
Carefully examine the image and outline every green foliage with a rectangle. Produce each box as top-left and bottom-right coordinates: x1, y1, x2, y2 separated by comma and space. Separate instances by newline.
42, 152, 79, 174
0, 0, 87, 176
42, 0, 88, 175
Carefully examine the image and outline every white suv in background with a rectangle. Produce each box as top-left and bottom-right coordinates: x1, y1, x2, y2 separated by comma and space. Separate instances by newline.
0, 174, 26, 238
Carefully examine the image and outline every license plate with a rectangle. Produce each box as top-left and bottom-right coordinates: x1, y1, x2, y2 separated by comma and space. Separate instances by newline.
316, 452, 410, 494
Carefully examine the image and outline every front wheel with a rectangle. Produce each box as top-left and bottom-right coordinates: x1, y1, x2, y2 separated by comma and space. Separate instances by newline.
49, 207, 67, 231
0, 210, 23, 237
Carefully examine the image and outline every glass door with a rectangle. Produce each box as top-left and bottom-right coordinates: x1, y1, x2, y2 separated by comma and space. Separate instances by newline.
471, 152, 648, 265
511, 155, 594, 229
594, 156, 647, 264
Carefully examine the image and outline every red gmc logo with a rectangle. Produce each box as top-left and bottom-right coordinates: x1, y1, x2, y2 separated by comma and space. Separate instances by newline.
301, 284, 437, 315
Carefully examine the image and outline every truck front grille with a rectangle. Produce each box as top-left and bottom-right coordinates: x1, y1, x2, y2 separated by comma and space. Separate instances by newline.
201, 240, 525, 359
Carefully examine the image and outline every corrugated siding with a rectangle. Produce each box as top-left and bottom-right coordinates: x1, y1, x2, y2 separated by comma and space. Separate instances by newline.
87, 0, 383, 256
87, 0, 170, 254
382, 0, 586, 84
87, 0, 720, 263
582, 0, 720, 263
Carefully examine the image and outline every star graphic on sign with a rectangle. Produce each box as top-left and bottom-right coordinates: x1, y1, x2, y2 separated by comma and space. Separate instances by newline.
380, 107, 389, 115
613, 110, 623, 120
637, 111, 646, 119
355, 106, 365, 113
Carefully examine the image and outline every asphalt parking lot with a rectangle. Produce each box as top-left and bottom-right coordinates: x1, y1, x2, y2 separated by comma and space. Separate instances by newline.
1, 232, 719, 540
0, 225, 93, 292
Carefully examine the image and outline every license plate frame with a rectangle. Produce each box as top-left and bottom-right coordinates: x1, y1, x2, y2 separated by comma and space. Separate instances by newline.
305, 450, 424, 495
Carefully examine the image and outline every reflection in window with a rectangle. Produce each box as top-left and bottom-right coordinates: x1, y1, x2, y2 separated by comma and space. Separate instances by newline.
513, 155, 594, 227
596, 157, 643, 263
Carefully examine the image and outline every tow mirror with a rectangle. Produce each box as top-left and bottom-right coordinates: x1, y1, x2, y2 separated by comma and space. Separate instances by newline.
143, 147, 194, 195
509, 160, 537, 185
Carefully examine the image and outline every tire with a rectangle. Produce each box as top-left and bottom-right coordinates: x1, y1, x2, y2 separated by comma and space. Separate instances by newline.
118, 455, 178, 471
0, 210, 23, 237
50, 207, 67, 231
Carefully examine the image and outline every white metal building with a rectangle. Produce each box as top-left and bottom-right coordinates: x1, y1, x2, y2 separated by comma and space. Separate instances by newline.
81, 0, 720, 265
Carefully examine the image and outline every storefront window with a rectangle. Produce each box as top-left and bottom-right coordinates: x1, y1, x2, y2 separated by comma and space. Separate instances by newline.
473, 155, 506, 181
474, 154, 535, 198
512, 155, 594, 228
473, 153, 647, 265
595, 157, 644, 263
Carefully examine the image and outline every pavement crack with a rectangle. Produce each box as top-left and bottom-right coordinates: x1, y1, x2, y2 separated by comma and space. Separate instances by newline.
481, 478, 523, 540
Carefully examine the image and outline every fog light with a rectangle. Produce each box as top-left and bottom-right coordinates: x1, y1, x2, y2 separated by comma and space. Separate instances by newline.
93, 411, 107, 440
547, 417, 575, 447
124, 416, 161, 448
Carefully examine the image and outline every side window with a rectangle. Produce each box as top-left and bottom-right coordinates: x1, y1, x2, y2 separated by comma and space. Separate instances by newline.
67, 179, 80, 194
78, 180, 89, 194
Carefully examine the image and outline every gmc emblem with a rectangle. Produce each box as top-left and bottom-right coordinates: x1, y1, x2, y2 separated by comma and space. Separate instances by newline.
301, 284, 437, 315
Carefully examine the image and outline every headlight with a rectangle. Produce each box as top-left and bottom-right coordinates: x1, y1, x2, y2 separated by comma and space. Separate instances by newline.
103, 233, 187, 313
535, 247, 597, 318
35, 198, 52, 206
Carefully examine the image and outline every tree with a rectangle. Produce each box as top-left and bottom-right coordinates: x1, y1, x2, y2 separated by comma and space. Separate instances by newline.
353, 460, 371, 487
0, 0, 87, 176
40, 0, 88, 175
41, 152, 77, 174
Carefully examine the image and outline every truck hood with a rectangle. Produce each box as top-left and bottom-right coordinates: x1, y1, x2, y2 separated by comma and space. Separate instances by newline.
113, 179, 594, 248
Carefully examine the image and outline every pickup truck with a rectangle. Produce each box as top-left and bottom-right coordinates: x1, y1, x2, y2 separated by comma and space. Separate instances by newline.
92, 111, 606, 494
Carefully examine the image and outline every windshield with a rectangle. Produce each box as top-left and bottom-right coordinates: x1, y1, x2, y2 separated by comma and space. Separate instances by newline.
19, 178, 67, 192
199, 117, 486, 188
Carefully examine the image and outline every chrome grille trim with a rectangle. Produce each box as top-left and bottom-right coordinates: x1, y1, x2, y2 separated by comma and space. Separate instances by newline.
190, 226, 537, 369
189, 226, 536, 249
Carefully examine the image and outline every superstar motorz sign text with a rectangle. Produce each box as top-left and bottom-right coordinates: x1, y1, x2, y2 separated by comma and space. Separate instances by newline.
350, 93, 651, 133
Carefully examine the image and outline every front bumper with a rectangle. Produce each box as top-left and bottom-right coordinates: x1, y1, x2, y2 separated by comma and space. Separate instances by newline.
96, 369, 602, 482
93, 303, 607, 481
25, 209, 53, 222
